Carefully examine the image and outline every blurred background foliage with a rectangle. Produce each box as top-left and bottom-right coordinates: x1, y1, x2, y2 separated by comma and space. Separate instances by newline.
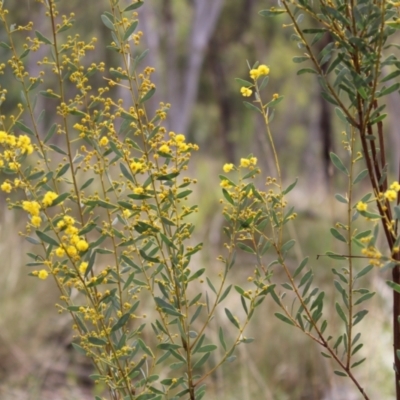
0, 0, 398, 399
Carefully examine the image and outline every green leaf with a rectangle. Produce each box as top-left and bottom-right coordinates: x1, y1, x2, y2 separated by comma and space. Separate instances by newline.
35, 30, 52, 45
123, 20, 138, 41
353, 310, 368, 326
52, 192, 70, 206
274, 312, 295, 326
259, 9, 287, 17
123, 1, 144, 11
297, 68, 317, 75
334, 370, 348, 377
219, 327, 227, 351
15, 121, 35, 136
355, 265, 373, 279
36, 230, 59, 247
197, 344, 217, 353
293, 56, 309, 63
140, 87, 156, 104
243, 101, 261, 113
381, 69, 400, 83
80, 178, 94, 190
354, 292, 375, 305
335, 302, 347, 324
222, 188, 234, 205
88, 336, 107, 346
387, 280, 400, 294
330, 152, 348, 175
235, 78, 253, 87
111, 313, 130, 332
378, 82, 400, 98
218, 284, 232, 304
225, 308, 240, 329
72, 343, 86, 355
101, 14, 115, 30
335, 194, 348, 204
353, 169, 368, 184
56, 163, 70, 178
293, 257, 309, 279
237, 242, 255, 254
281, 239, 295, 254
330, 228, 347, 243
188, 268, 205, 282
193, 352, 211, 369
282, 178, 297, 195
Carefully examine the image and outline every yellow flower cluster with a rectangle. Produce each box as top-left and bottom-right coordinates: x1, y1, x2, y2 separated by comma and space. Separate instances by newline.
22, 200, 42, 227
240, 87, 252, 97
361, 246, 383, 267
43, 191, 58, 207
249, 64, 270, 80
240, 157, 257, 168
56, 215, 89, 260
0, 131, 34, 170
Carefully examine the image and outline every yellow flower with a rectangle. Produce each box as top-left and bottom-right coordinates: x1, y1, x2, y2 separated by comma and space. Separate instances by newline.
240, 87, 252, 97
57, 220, 65, 229
79, 261, 88, 275
240, 158, 251, 168
123, 209, 131, 218
66, 225, 78, 235
175, 134, 185, 143
130, 161, 143, 173
76, 239, 89, 252
250, 157, 257, 165
223, 163, 234, 173
70, 235, 80, 244
220, 179, 231, 188
384, 189, 397, 202
356, 201, 368, 212
257, 64, 270, 76
42, 191, 58, 207
38, 269, 48, 280
1, 181, 12, 193
31, 216, 42, 227
67, 246, 78, 257
55, 247, 65, 257
22, 200, 41, 216
249, 69, 260, 80
9, 162, 20, 171
0, 131, 7, 143
134, 186, 144, 194
159, 144, 171, 153
390, 181, 400, 191
63, 216, 75, 225
17, 135, 33, 154
99, 136, 109, 146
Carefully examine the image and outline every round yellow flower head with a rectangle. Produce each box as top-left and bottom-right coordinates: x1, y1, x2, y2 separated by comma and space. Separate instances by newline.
250, 157, 257, 165
67, 246, 78, 257
55, 246, 66, 257
99, 136, 109, 146
240, 87, 252, 97
38, 269, 48, 280
356, 201, 368, 212
257, 64, 270, 76
175, 134, 185, 143
134, 186, 144, 195
220, 180, 231, 188
42, 191, 58, 207
63, 216, 75, 225
130, 161, 143, 173
22, 200, 41, 216
76, 239, 89, 252
384, 189, 397, 202
123, 209, 131, 218
1, 181, 12, 193
249, 69, 260, 80
79, 261, 88, 275
159, 144, 171, 153
240, 158, 251, 168
31, 216, 42, 227
390, 181, 400, 192
223, 163, 234, 173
